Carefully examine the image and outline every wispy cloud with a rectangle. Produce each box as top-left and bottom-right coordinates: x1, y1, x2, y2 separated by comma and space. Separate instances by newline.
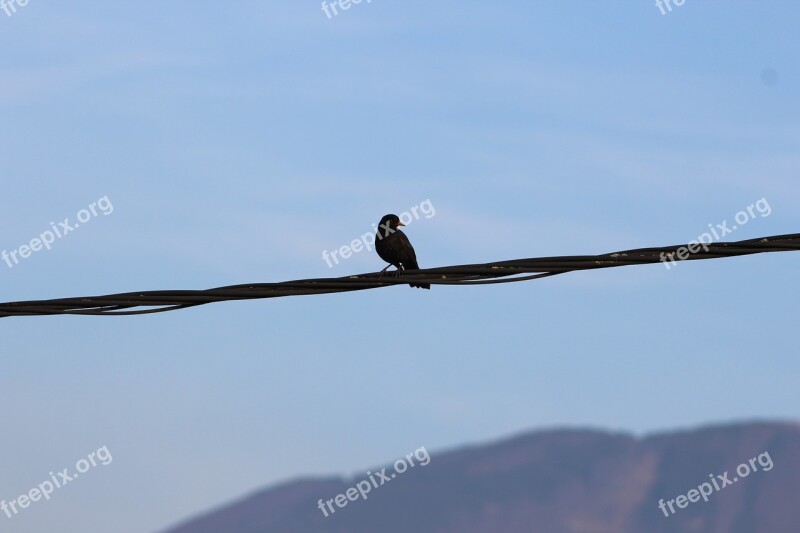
0, 51, 187, 105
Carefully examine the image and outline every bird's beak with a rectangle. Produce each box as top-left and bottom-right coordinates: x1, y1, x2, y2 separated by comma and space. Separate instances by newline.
397, 221, 405, 226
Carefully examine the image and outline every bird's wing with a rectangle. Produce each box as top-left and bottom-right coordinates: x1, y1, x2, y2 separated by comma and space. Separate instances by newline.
396, 231, 420, 270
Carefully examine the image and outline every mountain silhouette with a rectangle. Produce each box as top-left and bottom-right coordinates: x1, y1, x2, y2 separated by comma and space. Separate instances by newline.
163, 421, 800, 533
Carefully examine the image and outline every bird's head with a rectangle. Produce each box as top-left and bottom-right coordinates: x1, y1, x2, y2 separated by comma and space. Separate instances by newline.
377, 214, 404, 235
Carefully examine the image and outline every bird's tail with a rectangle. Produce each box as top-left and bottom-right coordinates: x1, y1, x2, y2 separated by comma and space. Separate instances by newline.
404, 261, 430, 289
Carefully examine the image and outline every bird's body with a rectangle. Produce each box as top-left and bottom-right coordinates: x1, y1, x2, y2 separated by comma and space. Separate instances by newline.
375, 214, 430, 289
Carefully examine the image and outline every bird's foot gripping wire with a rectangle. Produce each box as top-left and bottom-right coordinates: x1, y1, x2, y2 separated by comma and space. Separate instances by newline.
378, 266, 403, 280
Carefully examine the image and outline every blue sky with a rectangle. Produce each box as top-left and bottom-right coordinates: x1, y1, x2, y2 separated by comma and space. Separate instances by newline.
1, 1, 798, 532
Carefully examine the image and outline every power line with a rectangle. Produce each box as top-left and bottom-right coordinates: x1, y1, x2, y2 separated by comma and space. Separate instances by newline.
1, 233, 798, 318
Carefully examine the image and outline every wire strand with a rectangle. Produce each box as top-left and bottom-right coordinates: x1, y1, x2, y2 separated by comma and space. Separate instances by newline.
1, 233, 798, 318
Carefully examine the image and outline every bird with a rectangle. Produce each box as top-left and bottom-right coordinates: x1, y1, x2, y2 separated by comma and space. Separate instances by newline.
375, 214, 430, 289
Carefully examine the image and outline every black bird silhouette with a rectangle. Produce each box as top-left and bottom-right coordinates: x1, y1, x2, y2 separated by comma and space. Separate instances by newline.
375, 214, 430, 289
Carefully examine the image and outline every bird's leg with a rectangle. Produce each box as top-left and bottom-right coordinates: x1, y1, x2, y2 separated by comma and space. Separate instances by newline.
379, 264, 392, 277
